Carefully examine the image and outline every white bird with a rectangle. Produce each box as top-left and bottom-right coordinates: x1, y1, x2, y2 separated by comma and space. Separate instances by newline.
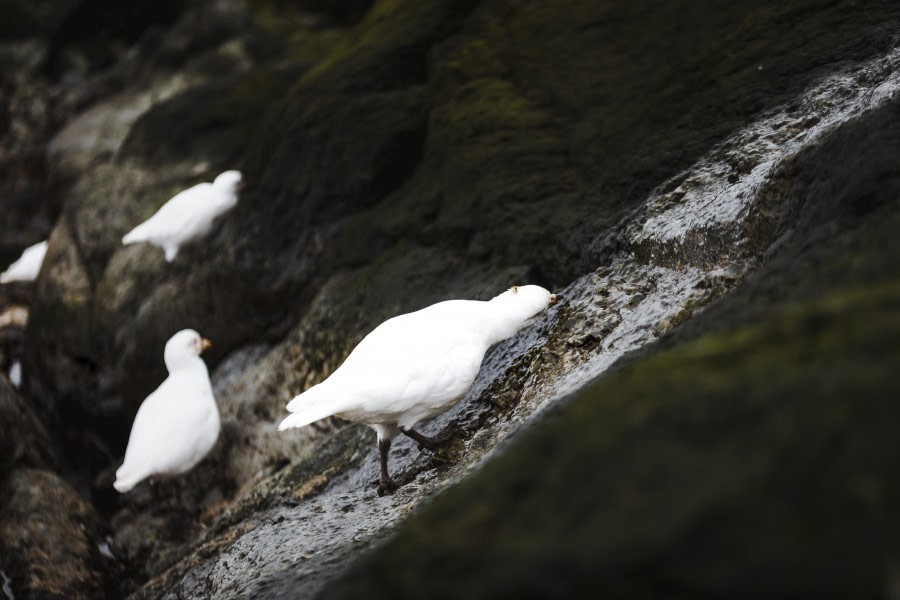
114, 329, 219, 493
121, 170, 243, 262
1, 240, 48, 284
8, 360, 22, 389
278, 285, 559, 492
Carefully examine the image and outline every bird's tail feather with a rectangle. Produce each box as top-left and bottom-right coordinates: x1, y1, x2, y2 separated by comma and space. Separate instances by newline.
113, 465, 140, 493
278, 384, 347, 431
113, 478, 135, 493
122, 226, 146, 245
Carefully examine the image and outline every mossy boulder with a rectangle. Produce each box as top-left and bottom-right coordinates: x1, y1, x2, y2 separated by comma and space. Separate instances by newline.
0, 380, 111, 599
324, 279, 900, 599
0, 378, 57, 478
317, 91, 900, 600
0, 468, 110, 599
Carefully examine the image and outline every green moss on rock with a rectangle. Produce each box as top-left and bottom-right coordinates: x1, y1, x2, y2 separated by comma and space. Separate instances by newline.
317, 93, 900, 600
322, 257, 900, 600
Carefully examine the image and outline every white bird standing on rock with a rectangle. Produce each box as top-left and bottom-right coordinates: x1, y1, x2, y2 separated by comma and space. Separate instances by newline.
1, 240, 48, 284
114, 329, 219, 493
121, 170, 243, 262
278, 285, 559, 492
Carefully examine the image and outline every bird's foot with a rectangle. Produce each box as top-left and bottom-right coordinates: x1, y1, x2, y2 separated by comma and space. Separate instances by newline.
374, 471, 415, 495
399, 426, 451, 452
377, 476, 399, 496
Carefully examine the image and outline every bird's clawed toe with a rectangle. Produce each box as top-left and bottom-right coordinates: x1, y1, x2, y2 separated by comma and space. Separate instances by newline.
399, 426, 449, 452
377, 476, 399, 496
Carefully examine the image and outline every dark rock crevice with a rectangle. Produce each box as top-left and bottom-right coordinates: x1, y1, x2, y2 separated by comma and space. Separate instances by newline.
42, 0, 188, 76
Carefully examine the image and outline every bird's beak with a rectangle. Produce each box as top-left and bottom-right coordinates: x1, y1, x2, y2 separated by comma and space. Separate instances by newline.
200, 338, 212, 353
549, 293, 560, 305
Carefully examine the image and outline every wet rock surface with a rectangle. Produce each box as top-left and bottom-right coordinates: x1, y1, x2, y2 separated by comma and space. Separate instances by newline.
320, 95, 900, 600
2, 0, 900, 598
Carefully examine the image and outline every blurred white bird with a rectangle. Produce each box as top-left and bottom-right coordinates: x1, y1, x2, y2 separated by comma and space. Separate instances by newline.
279, 285, 559, 492
9, 360, 22, 389
122, 170, 242, 262
114, 329, 219, 493
1, 240, 48, 284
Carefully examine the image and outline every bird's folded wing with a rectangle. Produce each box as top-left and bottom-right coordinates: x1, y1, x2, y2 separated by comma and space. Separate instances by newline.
126, 183, 214, 240
119, 381, 208, 474
339, 326, 484, 417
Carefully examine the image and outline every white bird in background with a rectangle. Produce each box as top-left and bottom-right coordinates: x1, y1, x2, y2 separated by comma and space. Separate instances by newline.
9, 360, 22, 389
279, 285, 559, 492
121, 170, 243, 262
1, 240, 48, 284
114, 329, 219, 493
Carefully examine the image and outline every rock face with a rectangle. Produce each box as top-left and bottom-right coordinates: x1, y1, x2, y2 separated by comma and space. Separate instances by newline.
2, 0, 900, 598
0, 377, 57, 480
0, 468, 110, 599
319, 97, 900, 600
0, 379, 111, 598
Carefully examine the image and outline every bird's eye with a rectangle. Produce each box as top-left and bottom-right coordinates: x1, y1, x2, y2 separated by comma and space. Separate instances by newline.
509, 286, 519, 294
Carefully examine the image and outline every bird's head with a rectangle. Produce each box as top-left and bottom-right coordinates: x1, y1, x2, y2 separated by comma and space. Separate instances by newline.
164, 329, 211, 372
213, 170, 244, 193
494, 285, 558, 312
485, 284, 559, 343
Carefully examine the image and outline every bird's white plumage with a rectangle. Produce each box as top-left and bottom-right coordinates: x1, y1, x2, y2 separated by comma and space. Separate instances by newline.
114, 329, 219, 493
1, 240, 48, 284
8, 360, 22, 389
122, 170, 242, 262
279, 285, 557, 440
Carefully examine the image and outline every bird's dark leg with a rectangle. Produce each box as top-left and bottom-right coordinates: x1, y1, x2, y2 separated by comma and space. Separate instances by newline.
399, 426, 451, 452
378, 438, 398, 494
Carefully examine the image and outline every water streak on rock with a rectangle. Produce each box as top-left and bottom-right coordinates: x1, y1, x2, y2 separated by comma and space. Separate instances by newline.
548, 45, 900, 400
637, 47, 900, 242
